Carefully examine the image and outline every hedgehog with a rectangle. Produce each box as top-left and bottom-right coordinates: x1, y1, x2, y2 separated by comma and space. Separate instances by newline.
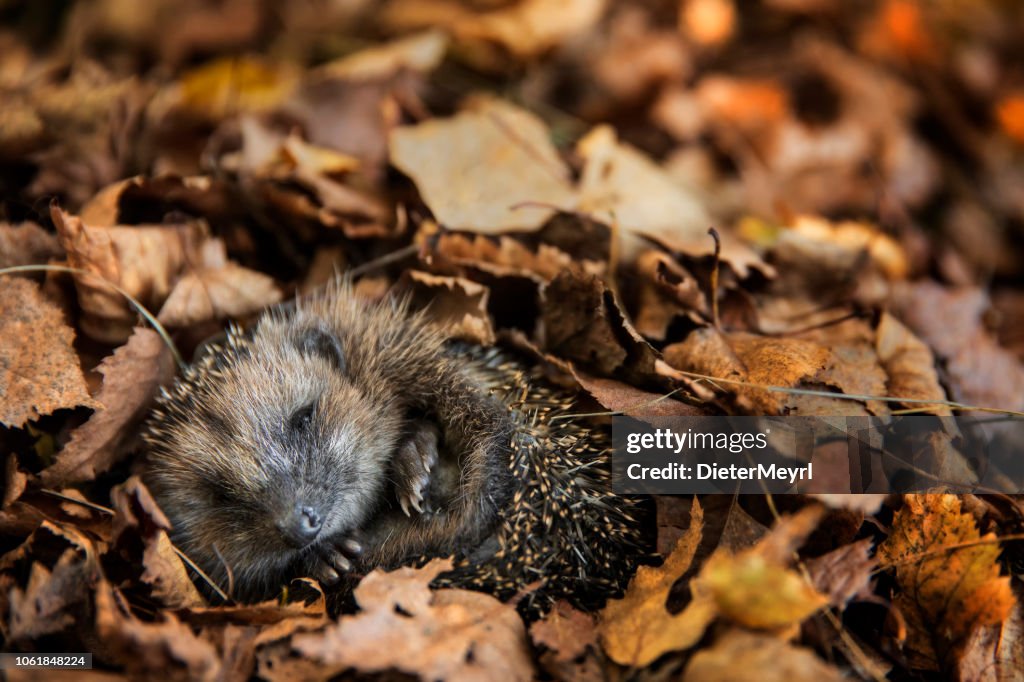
142, 281, 646, 611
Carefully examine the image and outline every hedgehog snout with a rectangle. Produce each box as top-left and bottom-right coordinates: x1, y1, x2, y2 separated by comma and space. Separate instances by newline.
275, 503, 324, 548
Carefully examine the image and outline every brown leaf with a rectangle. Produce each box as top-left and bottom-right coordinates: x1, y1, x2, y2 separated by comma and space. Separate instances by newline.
576, 125, 768, 277
156, 239, 282, 327
530, 600, 597, 663
878, 494, 1016, 670
599, 498, 712, 666
682, 629, 844, 682
632, 249, 706, 341
95, 579, 221, 681
52, 206, 205, 343
382, 0, 605, 60
40, 328, 176, 486
806, 537, 876, 608
571, 370, 708, 417
314, 30, 448, 81
403, 271, 496, 344
6, 522, 99, 643
663, 327, 831, 414
895, 283, 1024, 413
293, 559, 534, 681
0, 222, 62, 269
0, 276, 97, 427
875, 312, 950, 414
109, 477, 206, 609
389, 97, 575, 233
540, 270, 661, 380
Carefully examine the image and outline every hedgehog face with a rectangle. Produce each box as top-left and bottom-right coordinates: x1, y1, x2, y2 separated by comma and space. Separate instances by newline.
143, 317, 406, 601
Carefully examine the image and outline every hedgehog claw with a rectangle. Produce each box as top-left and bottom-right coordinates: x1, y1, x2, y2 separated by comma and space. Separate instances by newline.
393, 421, 439, 517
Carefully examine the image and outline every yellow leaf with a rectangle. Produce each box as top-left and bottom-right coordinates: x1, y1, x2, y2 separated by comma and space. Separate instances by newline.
701, 551, 827, 629
599, 499, 712, 666
878, 494, 1016, 669
178, 57, 296, 119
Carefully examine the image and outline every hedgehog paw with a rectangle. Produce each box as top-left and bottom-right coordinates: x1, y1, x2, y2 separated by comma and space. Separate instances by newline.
311, 533, 363, 585
394, 421, 439, 516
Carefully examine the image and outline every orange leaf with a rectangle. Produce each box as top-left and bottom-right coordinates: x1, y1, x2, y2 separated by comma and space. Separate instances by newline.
878, 494, 1016, 669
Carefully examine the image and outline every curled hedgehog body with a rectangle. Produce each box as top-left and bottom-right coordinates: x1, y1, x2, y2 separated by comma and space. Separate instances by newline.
142, 283, 644, 611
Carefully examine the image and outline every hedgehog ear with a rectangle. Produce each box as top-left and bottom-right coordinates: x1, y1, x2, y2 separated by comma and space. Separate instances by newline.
296, 324, 345, 371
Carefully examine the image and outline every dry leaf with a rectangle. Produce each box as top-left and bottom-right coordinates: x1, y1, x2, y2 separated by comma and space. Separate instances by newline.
576, 126, 768, 275
530, 600, 597, 663
599, 498, 712, 666
156, 239, 282, 327
0, 222, 62, 269
875, 312, 949, 414
700, 551, 826, 629
878, 494, 1016, 670
382, 0, 606, 60
109, 477, 206, 609
682, 628, 844, 682
95, 579, 221, 681
293, 559, 533, 681
174, 56, 298, 120
895, 283, 1024, 414
52, 207, 205, 343
540, 271, 661, 379
389, 97, 575, 233
40, 328, 175, 486
315, 30, 448, 81
403, 271, 496, 344
806, 538, 876, 608
0, 276, 97, 427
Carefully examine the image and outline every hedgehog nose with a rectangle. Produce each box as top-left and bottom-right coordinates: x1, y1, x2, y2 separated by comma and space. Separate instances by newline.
277, 504, 322, 548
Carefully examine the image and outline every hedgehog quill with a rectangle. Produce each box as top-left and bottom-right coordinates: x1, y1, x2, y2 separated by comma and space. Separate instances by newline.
142, 282, 645, 610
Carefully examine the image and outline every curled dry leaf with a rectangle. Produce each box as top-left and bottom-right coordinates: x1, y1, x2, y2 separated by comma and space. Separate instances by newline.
403, 270, 496, 344
52, 206, 205, 343
40, 328, 176, 486
664, 327, 831, 415
878, 494, 1015, 671
540, 270, 662, 380
805, 537, 876, 608
632, 249, 706, 341
389, 97, 575, 233
599, 498, 712, 667
6, 522, 99, 643
109, 477, 205, 609
293, 559, 533, 681
682, 628, 844, 682
0, 276, 98, 427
